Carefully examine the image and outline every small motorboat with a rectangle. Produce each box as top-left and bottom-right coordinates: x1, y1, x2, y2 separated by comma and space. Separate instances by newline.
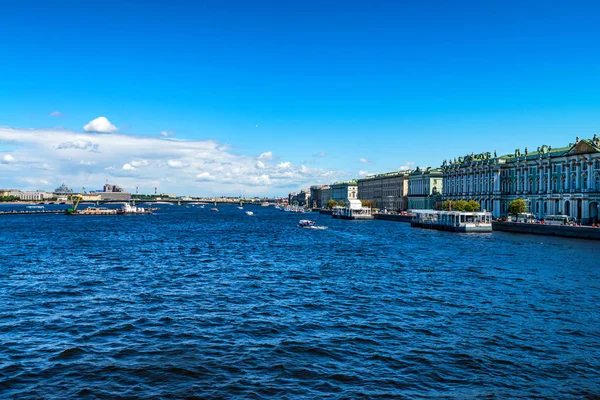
298, 220, 327, 229
210, 208, 219, 212
238, 206, 244, 210
246, 211, 254, 216
298, 220, 316, 227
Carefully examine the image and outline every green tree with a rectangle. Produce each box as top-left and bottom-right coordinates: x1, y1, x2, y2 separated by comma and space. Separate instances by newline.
361, 199, 375, 209
467, 200, 480, 212
338, 200, 347, 207
326, 199, 338, 209
443, 199, 479, 211
507, 198, 527, 216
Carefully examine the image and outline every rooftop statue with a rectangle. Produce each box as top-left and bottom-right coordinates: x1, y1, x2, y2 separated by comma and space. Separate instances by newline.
524, 147, 528, 155
576, 136, 580, 143
494, 150, 497, 158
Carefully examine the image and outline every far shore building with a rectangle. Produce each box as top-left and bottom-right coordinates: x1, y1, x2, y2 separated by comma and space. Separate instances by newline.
408, 167, 443, 210
357, 171, 411, 211
442, 135, 600, 223
8, 190, 55, 201
54, 183, 73, 196
330, 180, 358, 205
91, 183, 132, 201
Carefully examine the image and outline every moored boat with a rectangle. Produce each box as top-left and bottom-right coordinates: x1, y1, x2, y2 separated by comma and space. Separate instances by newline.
410, 210, 492, 232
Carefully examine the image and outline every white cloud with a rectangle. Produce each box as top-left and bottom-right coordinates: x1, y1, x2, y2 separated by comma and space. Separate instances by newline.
248, 174, 271, 186
196, 172, 215, 181
258, 151, 273, 161
160, 130, 174, 137
83, 116, 117, 133
359, 157, 371, 164
130, 160, 148, 168
313, 152, 326, 158
57, 139, 96, 150
49, 111, 63, 117
167, 160, 186, 169
0, 126, 348, 195
358, 170, 370, 176
399, 161, 415, 171
2, 154, 15, 163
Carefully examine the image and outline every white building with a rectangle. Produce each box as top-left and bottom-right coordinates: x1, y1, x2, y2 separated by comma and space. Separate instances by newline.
330, 180, 358, 205
9, 191, 55, 201
442, 136, 600, 223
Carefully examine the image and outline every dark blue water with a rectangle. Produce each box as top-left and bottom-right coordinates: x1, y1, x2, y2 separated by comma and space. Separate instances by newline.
1, 204, 599, 398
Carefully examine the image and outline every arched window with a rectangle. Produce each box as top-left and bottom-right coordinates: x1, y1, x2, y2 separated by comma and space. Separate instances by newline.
595, 173, 600, 191
595, 159, 600, 170
571, 174, 577, 190
543, 201, 547, 214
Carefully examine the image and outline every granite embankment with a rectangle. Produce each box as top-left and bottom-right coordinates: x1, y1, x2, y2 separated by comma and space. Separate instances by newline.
492, 221, 600, 240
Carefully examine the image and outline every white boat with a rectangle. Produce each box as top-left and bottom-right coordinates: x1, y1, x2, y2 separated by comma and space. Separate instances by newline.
26, 205, 45, 210
332, 200, 373, 220
120, 203, 151, 214
298, 219, 327, 229
299, 219, 316, 227
246, 211, 254, 216
238, 206, 244, 210
410, 210, 492, 232
210, 207, 219, 212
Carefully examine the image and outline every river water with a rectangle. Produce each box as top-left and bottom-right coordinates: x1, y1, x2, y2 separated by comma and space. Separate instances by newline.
1, 204, 599, 398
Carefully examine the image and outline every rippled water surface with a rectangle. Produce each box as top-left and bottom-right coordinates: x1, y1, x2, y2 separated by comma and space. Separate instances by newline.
1, 204, 600, 398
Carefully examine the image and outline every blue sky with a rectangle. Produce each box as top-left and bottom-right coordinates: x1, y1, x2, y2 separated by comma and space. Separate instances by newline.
1, 0, 600, 195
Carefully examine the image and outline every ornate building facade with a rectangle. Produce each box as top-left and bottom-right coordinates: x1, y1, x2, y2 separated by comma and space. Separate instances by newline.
442, 136, 600, 222
357, 171, 411, 211
408, 167, 443, 210
310, 185, 330, 209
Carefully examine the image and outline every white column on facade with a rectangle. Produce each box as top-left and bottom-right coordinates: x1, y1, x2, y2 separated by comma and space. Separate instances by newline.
547, 165, 551, 193
524, 169, 528, 193
494, 170, 500, 191
587, 162, 593, 189
576, 159, 581, 190
565, 163, 570, 191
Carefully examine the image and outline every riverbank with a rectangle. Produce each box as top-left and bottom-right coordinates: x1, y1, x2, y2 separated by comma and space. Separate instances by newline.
492, 221, 600, 240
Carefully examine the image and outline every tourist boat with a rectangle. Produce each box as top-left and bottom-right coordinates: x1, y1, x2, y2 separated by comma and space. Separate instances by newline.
210, 207, 219, 212
332, 200, 373, 220
410, 210, 492, 232
119, 203, 152, 214
245, 211, 254, 216
26, 205, 44, 210
238, 206, 244, 210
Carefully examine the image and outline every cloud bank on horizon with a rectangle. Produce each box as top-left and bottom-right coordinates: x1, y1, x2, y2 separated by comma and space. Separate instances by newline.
0, 118, 346, 195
